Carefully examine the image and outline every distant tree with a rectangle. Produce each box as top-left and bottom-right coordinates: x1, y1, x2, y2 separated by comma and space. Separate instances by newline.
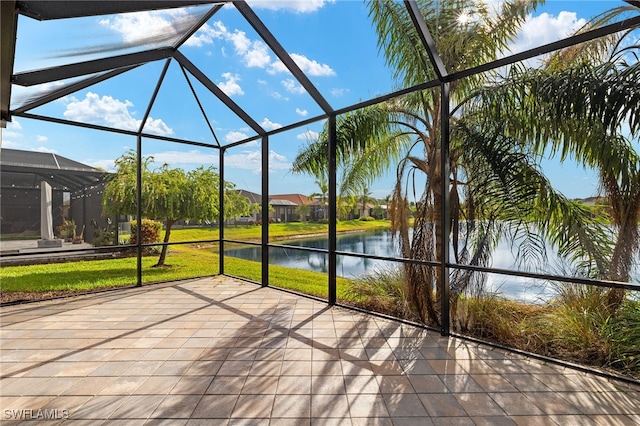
371, 204, 385, 220
337, 195, 358, 221
310, 175, 329, 220
103, 151, 252, 267
295, 204, 311, 222
358, 185, 375, 218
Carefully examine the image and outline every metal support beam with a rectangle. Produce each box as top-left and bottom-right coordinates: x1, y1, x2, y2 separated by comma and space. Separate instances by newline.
404, 0, 447, 81
0, 0, 17, 127
14, 111, 219, 148
12, 48, 174, 87
139, 59, 171, 133
136, 135, 143, 287
14, 66, 139, 113
261, 135, 269, 287
450, 14, 640, 82
16, 0, 224, 20
440, 82, 451, 336
219, 146, 225, 275
173, 50, 265, 136
328, 115, 337, 305
174, 3, 225, 49
180, 64, 221, 146
233, 0, 334, 115
82, 187, 87, 241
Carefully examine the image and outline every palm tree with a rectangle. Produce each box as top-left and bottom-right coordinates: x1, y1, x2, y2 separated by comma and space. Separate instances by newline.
467, 19, 640, 311
309, 175, 329, 220
337, 195, 358, 221
358, 185, 374, 218
292, 0, 616, 324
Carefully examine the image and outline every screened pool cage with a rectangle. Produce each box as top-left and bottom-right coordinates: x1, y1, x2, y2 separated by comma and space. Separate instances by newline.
2, 1, 640, 379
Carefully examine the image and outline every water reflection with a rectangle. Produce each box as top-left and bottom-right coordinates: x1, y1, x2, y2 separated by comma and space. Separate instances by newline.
224, 230, 639, 302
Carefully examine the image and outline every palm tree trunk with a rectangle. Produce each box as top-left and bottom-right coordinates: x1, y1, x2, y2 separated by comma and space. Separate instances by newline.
604, 221, 637, 311
403, 177, 441, 326
431, 171, 444, 323
602, 177, 640, 313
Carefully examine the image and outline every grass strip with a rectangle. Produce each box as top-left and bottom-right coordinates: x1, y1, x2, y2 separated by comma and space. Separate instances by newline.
0, 243, 354, 300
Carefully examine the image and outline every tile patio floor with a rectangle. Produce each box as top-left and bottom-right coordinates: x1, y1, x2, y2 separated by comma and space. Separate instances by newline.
1, 276, 639, 425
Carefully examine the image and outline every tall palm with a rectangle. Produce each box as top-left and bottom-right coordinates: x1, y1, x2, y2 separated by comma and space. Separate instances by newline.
293, 0, 614, 325
337, 195, 358, 221
309, 175, 329, 220
358, 185, 374, 218
467, 26, 640, 311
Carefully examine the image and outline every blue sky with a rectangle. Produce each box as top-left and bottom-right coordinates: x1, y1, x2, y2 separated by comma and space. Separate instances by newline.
1, 0, 635, 200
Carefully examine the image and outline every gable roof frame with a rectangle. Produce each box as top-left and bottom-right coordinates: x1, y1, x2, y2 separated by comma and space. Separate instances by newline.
4, 1, 639, 138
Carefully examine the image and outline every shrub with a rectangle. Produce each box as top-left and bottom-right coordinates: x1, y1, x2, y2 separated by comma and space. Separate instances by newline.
130, 219, 162, 245
342, 267, 418, 321
92, 228, 115, 246
359, 216, 376, 221
603, 300, 640, 374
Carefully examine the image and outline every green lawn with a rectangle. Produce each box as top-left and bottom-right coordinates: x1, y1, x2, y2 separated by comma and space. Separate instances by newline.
166, 219, 391, 243
0, 220, 370, 298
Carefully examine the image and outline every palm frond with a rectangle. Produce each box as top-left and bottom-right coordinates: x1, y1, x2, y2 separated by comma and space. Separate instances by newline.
456, 123, 614, 276
292, 104, 413, 184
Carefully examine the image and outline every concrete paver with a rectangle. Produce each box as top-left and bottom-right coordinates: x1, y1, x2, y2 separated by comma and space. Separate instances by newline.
1, 276, 639, 425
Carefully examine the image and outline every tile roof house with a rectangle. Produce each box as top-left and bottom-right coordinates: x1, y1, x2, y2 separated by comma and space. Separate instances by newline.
237, 191, 321, 223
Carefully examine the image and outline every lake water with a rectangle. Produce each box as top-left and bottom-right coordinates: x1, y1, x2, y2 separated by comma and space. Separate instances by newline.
225, 229, 639, 303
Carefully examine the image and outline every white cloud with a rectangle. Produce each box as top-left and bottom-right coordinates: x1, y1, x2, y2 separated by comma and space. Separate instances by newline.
99, 7, 337, 78
508, 12, 587, 56
200, 22, 272, 68
228, 28, 252, 53
86, 158, 117, 172
218, 73, 244, 96
297, 130, 319, 141
296, 108, 308, 117
143, 118, 174, 136
243, 41, 272, 68
282, 79, 306, 94
178, 19, 335, 79
291, 53, 336, 76
99, 9, 197, 47
247, 0, 335, 13
225, 130, 249, 143
11, 82, 67, 109
63, 92, 173, 136
270, 91, 289, 101
36, 135, 48, 143
99, 7, 257, 49
226, 150, 261, 172
100, 10, 226, 49
260, 118, 282, 131
331, 87, 348, 97
6, 119, 22, 130
225, 149, 290, 174
1, 130, 21, 138
269, 53, 335, 76
1, 139, 22, 149
267, 150, 291, 171
35, 146, 57, 154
